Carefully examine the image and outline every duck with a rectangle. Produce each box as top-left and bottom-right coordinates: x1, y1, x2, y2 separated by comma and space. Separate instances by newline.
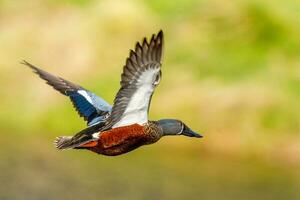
23, 30, 202, 156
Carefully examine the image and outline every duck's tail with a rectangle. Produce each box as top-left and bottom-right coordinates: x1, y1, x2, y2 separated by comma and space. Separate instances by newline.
54, 124, 102, 150
54, 136, 74, 150
54, 135, 98, 150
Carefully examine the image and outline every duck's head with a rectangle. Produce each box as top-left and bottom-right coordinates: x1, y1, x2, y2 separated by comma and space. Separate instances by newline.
157, 119, 202, 138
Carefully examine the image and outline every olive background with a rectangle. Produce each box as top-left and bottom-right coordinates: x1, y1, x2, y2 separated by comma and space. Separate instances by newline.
0, 0, 300, 199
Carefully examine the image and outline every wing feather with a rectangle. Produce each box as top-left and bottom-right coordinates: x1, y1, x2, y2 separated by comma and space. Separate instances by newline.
104, 30, 164, 129
23, 61, 112, 126
52, 31, 164, 149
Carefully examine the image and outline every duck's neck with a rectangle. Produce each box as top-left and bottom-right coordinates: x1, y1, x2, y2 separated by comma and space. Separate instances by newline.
144, 121, 164, 143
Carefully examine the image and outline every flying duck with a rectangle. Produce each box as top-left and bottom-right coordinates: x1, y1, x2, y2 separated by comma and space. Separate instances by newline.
23, 30, 202, 156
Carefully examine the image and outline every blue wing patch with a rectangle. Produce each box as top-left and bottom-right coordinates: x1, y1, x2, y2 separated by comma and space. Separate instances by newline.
22, 61, 112, 126
68, 90, 112, 126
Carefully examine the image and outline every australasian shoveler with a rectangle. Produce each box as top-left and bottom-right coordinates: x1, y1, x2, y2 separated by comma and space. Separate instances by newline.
23, 30, 202, 156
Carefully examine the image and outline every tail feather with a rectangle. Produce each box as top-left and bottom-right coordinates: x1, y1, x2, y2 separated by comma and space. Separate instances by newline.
54, 136, 74, 150
54, 124, 102, 150
54, 134, 97, 150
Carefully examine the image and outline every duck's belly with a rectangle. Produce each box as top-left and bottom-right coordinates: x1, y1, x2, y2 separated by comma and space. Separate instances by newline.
84, 123, 152, 156
91, 138, 148, 156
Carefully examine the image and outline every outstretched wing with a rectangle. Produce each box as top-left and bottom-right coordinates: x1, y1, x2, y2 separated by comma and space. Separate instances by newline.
105, 30, 164, 129
53, 30, 164, 150
23, 61, 112, 126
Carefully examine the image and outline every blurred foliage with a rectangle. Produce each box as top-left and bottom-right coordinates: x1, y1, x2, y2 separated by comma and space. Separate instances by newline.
0, 0, 300, 199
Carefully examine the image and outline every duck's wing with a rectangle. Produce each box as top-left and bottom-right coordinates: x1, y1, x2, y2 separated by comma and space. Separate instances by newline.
23, 61, 112, 126
105, 30, 164, 129
53, 31, 163, 150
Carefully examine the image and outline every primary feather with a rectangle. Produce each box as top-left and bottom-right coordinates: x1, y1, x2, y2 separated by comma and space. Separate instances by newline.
22, 60, 112, 126
106, 30, 164, 129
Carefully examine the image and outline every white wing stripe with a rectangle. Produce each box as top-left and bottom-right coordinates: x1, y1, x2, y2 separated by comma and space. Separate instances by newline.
112, 68, 159, 128
78, 90, 93, 104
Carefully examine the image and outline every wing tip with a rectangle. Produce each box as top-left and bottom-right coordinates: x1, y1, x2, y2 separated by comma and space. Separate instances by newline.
21, 60, 36, 70
21, 60, 44, 76
157, 29, 163, 38
156, 29, 164, 46
20, 59, 28, 65
137, 30, 163, 48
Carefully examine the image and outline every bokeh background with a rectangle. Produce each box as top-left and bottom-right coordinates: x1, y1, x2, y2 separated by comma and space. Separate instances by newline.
1, 0, 300, 199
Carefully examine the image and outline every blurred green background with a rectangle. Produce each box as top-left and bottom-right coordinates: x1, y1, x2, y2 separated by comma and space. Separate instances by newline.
1, 0, 300, 199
